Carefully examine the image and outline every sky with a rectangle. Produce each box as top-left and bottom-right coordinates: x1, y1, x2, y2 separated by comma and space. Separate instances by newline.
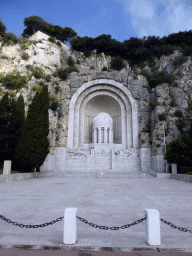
1, 0, 192, 42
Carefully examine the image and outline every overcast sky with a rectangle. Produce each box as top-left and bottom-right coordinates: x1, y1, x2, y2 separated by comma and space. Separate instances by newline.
1, 0, 192, 42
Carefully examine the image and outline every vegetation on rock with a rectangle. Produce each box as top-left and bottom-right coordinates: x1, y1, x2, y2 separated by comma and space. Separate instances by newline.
22, 16, 77, 44
21, 52, 30, 61
67, 56, 75, 67
0, 73, 27, 89
110, 56, 125, 71
71, 31, 192, 66
1, 32, 18, 45
53, 66, 78, 81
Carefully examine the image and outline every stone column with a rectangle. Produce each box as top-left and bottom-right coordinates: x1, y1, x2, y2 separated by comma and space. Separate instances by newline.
109, 128, 113, 143
104, 127, 108, 143
93, 128, 97, 144
98, 127, 101, 143
107, 128, 109, 143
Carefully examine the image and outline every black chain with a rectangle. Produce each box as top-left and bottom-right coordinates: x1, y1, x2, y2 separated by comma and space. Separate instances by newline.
0, 215, 64, 228
2, 213, 191, 234
76, 216, 146, 230
160, 218, 192, 233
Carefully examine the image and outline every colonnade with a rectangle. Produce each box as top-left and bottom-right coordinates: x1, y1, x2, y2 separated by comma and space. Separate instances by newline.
93, 127, 113, 144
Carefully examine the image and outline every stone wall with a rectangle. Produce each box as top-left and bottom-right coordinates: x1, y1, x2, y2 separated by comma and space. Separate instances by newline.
42, 147, 141, 172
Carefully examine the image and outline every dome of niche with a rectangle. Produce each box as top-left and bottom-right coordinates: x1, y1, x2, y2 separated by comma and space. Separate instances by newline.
93, 112, 113, 128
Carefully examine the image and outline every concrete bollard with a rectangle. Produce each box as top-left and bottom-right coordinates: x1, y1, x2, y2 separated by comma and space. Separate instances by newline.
171, 163, 177, 174
63, 208, 77, 244
145, 209, 161, 246
3, 161, 12, 175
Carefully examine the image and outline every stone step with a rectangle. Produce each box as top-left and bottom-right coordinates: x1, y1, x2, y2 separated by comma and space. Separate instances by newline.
37, 171, 154, 178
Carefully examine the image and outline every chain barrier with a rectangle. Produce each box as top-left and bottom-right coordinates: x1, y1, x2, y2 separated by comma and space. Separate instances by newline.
76, 216, 146, 230
0, 214, 64, 228
1, 213, 192, 234
160, 218, 192, 233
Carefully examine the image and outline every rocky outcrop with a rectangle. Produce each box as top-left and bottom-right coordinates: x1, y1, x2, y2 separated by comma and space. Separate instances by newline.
0, 31, 192, 156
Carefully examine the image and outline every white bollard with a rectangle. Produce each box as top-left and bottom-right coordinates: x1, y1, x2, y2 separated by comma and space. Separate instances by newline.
171, 163, 177, 174
3, 161, 12, 175
63, 208, 77, 244
145, 209, 161, 246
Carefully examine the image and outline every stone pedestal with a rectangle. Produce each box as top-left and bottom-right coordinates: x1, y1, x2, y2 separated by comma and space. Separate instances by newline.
171, 163, 177, 174
3, 161, 12, 175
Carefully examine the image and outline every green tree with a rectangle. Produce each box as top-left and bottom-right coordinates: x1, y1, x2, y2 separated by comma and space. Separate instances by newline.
0, 92, 11, 164
0, 18, 6, 36
39, 85, 49, 137
62, 27, 77, 44
15, 87, 49, 171
22, 16, 45, 37
165, 123, 192, 169
0, 94, 25, 167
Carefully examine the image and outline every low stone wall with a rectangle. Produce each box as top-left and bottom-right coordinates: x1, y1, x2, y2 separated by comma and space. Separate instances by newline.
150, 172, 192, 183
0, 173, 38, 183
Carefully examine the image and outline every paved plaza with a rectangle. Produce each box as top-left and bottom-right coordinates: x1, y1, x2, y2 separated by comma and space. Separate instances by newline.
0, 175, 192, 249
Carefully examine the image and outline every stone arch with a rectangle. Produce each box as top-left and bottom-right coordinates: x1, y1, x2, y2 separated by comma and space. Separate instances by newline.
68, 79, 138, 149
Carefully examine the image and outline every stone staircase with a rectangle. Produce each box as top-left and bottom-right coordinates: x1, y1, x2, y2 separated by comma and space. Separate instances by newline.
37, 171, 154, 178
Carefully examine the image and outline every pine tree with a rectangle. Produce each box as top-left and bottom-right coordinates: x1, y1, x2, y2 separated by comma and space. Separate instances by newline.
2, 98, 17, 161
12, 95, 25, 169
0, 94, 25, 166
39, 85, 49, 137
0, 92, 12, 164
15, 87, 49, 171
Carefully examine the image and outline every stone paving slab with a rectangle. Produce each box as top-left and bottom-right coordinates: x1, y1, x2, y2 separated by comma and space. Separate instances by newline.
0, 176, 192, 249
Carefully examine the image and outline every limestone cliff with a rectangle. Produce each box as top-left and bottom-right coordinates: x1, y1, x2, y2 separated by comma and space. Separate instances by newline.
0, 31, 191, 156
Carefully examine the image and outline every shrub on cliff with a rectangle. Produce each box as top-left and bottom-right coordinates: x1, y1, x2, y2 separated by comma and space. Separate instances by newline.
0, 73, 27, 89
111, 56, 125, 71
2, 32, 18, 45
172, 56, 188, 67
67, 56, 75, 67
148, 71, 174, 89
54, 66, 78, 81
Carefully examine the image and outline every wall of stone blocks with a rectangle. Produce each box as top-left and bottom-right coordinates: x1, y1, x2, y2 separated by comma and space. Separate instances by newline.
151, 155, 165, 172
112, 155, 140, 172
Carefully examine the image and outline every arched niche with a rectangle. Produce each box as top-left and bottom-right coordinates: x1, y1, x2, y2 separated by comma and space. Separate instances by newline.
84, 95, 121, 144
68, 79, 138, 149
